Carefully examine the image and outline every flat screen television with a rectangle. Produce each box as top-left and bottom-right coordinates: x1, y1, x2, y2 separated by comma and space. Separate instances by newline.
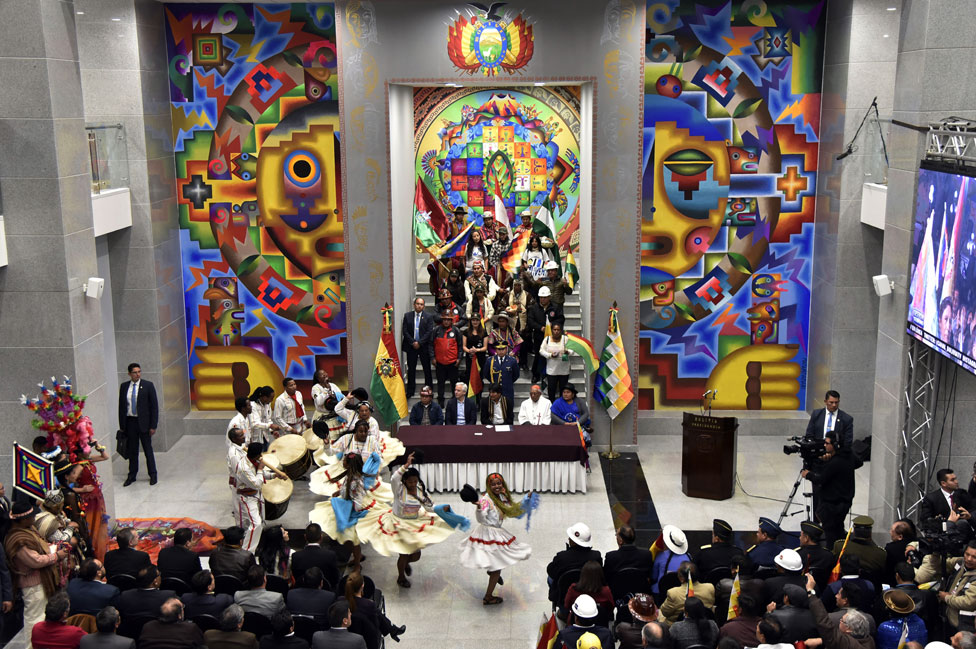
907, 163, 976, 373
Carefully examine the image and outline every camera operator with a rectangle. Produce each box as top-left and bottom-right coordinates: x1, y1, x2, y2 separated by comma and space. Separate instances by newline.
801, 432, 855, 547
920, 469, 974, 542
909, 539, 976, 634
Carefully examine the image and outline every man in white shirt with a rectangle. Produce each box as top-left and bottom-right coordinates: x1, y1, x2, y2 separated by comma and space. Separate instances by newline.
227, 398, 252, 445
518, 384, 552, 425
273, 377, 307, 434
227, 427, 247, 518
235, 443, 287, 553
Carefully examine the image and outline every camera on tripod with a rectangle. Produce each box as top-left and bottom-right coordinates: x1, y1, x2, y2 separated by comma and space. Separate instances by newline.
783, 436, 826, 468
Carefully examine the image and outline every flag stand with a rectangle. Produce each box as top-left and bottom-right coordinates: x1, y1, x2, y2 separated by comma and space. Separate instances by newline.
600, 417, 620, 460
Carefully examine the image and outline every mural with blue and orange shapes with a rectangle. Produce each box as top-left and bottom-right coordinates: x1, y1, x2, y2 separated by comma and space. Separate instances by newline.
639, 0, 824, 410
165, 3, 346, 410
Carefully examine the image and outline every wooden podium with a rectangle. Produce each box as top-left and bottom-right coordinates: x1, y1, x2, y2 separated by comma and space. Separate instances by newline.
681, 412, 738, 500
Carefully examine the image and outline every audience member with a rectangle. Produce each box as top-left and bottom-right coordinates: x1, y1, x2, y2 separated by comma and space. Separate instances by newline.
769, 584, 819, 644
670, 596, 719, 649
804, 574, 875, 649
876, 590, 927, 649
103, 528, 151, 580
821, 556, 874, 612
695, 519, 744, 578
118, 565, 176, 620
563, 560, 612, 620
832, 517, 886, 587
754, 615, 793, 649
235, 565, 287, 618
79, 606, 135, 649
138, 597, 205, 649
408, 386, 443, 426
479, 383, 513, 425
444, 382, 477, 425
290, 524, 339, 589
763, 549, 806, 605
5, 499, 69, 632
255, 526, 291, 579
720, 593, 763, 646
953, 632, 976, 649
31, 592, 86, 649
157, 528, 202, 585
660, 561, 715, 625
652, 525, 691, 594
181, 569, 233, 619
641, 621, 671, 649
260, 611, 308, 649
885, 520, 917, 585
210, 526, 257, 582
311, 601, 366, 649
796, 521, 835, 589
555, 595, 614, 649
546, 523, 603, 603
203, 604, 259, 649
828, 581, 876, 636
518, 384, 552, 425
67, 558, 120, 616
286, 567, 335, 625
615, 593, 658, 649
605, 525, 654, 585
340, 571, 404, 642
747, 518, 784, 570
891, 562, 936, 631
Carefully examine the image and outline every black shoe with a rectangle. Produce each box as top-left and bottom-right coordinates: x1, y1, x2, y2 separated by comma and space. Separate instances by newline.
149, 476, 158, 485
390, 625, 406, 642
123, 478, 135, 487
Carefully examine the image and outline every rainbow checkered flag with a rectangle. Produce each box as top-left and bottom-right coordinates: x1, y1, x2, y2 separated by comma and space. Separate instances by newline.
592, 302, 634, 419
13, 442, 54, 500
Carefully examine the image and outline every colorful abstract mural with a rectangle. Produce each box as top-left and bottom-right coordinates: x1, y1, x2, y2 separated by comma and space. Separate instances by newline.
165, 3, 346, 410
638, 0, 824, 411
413, 87, 581, 249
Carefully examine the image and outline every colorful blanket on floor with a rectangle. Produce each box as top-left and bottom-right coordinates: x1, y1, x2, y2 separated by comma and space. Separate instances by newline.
106, 517, 224, 561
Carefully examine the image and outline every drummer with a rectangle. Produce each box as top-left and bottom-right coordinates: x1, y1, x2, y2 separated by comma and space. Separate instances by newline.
335, 391, 381, 436
311, 370, 344, 422
227, 427, 247, 518
235, 442, 288, 553
273, 377, 307, 435
227, 398, 252, 445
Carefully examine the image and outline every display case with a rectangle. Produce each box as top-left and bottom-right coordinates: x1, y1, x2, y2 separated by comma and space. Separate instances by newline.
86, 123, 129, 195
861, 112, 890, 186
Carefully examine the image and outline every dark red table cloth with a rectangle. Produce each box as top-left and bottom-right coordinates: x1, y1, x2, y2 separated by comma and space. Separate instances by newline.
397, 425, 587, 466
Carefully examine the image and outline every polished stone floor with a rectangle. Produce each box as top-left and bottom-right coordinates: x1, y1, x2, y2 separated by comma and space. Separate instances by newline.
96, 433, 874, 649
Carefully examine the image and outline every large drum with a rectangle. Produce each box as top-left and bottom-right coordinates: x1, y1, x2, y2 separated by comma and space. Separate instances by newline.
266, 434, 311, 480
262, 477, 293, 521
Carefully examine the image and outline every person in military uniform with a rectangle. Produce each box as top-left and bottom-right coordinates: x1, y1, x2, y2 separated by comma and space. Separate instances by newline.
795, 521, 835, 589
695, 519, 744, 579
747, 517, 784, 570
831, 515, 886, 586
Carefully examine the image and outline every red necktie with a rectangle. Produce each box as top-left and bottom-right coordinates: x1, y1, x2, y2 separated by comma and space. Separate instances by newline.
290, 394, 304, 419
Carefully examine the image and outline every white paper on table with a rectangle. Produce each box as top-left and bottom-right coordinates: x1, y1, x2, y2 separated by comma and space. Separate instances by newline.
494, 425, 511, 432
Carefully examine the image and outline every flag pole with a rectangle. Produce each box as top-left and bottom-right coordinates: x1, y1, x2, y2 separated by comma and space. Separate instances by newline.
600, 301, 621, 460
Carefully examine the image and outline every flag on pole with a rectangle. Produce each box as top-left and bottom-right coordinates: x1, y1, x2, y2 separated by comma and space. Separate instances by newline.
593, 303, 634, 419
576, 420, 587, 449
564, 332, 598, 375
493, 181, 513, 240
413, 177, 449, 242
536, 613, 559, 649
502, 229, 530, 273
433, 222, 474, 259
686, 568, 695, 598
727, 573, 741, 620
532, 198, 561, 271
565, 251, 580, 289
896, 621, 909, 649
369, 305, 409, 426
13, 443, 54, 500
649, 532, 667, 560
467, 354, 483, 399
829, 526, 854, 583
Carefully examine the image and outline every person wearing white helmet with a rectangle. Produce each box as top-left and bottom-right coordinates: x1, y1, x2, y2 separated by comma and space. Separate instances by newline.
555, 594, 613, 649
763, 548, 807, 605
522, 258, 573, 305
525, 285, 565, 384
546, 522, 603, 605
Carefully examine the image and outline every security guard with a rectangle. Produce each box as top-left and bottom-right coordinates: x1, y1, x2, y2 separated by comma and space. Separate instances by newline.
795, 521, 835, 589
695, 519, 744, 577
747, 517, 783, 569
831, 515, 886, 585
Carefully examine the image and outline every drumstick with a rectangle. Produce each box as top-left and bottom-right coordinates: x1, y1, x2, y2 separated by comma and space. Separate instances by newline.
258, 458, 288, 480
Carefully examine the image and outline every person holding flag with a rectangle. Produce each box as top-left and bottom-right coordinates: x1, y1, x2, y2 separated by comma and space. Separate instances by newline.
523, 260, 573, 306
659, 561, 714, 625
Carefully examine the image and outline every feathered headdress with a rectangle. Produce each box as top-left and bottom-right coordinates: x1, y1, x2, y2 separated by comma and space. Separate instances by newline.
21, 377, 96, 462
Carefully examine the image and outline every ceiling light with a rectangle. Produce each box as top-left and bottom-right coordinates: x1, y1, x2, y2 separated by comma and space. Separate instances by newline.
76, 11, 84, 15
886, 6, 897, 9
534, 82, 545, 86
111, 17, 121, 21
883, 34, 890, 37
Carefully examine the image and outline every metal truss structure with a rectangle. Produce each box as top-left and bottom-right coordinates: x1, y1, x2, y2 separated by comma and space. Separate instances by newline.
925, 119, 976, 165
897, 337, 941, 519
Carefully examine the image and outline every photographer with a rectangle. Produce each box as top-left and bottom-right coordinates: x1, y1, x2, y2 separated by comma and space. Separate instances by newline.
920, 469, 974, 542
801, 432, 855, 547
910, 539, 976, 634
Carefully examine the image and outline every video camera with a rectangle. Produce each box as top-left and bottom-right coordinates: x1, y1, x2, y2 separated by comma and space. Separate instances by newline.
783, 436, 826, 469
910, 517, 969, 563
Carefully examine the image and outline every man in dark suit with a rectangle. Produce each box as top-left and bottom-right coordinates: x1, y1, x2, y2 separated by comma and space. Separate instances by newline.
210, 527, 257, 583
104, 528, 151, 580
181, 570, 233, 619
203, 604, 258, 649
286, 568, 335, 625
479, 384, 513, 425
407, 386, 443, 425
768, 584, 819, 644
444, 382, 477, 425
804, 389, 854, 450
694, 518, 744, 578
260, 611, 309, 649
884, 520, 917, 584
546, 523, 603, 603
118, 566, 177, 620
311, 601, 366, 649
118, 362, 159, 486
157, 528, 202, 586
67, 559, 120, 615
138, 597, 204, 649
401, 297, 434, 398
290, 524, 339, 589
920, 468, 975, 523
604, 525, 653, 586
80, 606, 135, 649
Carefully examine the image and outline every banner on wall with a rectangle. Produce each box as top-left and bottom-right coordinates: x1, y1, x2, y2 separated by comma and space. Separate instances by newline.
164, 3, 347, 410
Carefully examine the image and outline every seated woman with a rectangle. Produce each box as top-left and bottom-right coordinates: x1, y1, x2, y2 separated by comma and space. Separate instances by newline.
255, 525, 291, 579
669, 597, 719, 649
562, 560, 613, 621
551, 383, 594, 447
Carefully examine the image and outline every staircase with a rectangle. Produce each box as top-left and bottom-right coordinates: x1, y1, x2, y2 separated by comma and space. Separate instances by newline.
406, 260, 587, 415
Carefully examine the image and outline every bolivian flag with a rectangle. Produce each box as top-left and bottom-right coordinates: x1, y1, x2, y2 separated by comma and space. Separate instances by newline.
369, 305, 409, 426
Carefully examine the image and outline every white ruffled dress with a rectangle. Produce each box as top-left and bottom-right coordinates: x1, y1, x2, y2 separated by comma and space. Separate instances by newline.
459, 494, 532, 571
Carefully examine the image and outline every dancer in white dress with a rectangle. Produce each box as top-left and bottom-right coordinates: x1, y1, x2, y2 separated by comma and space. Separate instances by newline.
459, 473, 533, 605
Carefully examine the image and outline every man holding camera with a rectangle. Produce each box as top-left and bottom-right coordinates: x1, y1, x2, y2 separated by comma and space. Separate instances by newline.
920, 469, 974, 542
801, 431, 856, 547
911, 539, 976, 634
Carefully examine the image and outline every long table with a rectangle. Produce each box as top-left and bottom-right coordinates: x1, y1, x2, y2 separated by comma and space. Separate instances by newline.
396, 425, 588, 493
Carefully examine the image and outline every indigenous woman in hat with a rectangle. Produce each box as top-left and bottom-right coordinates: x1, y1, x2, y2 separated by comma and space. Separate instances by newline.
487, 313, 522, 357
358, 452, 466, 588
551, 383, 594, 447
465, 284, 494, 325
459, 473, 534, 606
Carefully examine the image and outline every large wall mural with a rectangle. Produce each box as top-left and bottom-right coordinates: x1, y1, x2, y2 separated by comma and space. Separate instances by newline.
638, 0, 824, 411
413, 86, 581, 252
165, 3, 346, 410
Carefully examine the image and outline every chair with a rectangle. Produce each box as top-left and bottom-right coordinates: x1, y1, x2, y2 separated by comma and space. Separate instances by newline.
215, 573, 245, 596
107, 573, 137, 592
65, 614, 96, 633
191, 614, 220, 632
117, 614, 156, 639
702, 566, 732, 585
554, 568, 582, 609
335, 573, 377, 600
657, 571, 681, 594
292, 615, 321, 644
607, 567, 651, 604
161, 576, 189, 595
266, 574, 289, 596
753, 565, 778, 580
242, 611, 274, 638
